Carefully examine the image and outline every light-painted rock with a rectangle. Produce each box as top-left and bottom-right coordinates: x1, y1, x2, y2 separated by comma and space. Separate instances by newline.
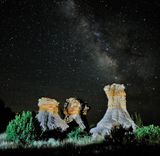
90, 83, 136, 139
64, 97, 90, 130
36, 97, 69, 132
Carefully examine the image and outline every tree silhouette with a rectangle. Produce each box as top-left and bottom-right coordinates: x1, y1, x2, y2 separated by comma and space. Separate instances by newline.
0, 98, 15, 133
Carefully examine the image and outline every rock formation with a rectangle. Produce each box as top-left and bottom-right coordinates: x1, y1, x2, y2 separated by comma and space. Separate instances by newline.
36, 97, 69, 132
90, 83, 136, 139
63, 97, 90, 130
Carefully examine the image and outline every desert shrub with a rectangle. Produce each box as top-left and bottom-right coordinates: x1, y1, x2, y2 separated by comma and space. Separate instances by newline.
6, 111, 37, 144
67, 127, 92, 145
105, 125, 135, 146
135, 124, 160, 144
67, 128, 87, 140
132, 112, 143, 127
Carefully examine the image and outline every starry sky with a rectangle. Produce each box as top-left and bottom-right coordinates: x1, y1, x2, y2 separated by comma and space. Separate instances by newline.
0, 0, 160, 125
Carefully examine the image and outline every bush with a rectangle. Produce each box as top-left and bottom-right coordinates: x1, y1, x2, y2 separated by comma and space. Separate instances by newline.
135, 125, 160, 144
105, 125, 135, 146
6, 111, 37, 144
67, 128, 87, 140
67, 128, 92, 145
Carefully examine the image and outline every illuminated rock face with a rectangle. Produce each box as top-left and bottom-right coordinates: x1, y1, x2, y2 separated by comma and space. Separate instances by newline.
90, 83, 136, 139
63, 97, 90, 130
36, 97, 69, 132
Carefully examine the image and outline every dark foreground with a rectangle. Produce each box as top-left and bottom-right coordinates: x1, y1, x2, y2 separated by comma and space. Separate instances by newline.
0, 143, 160, 156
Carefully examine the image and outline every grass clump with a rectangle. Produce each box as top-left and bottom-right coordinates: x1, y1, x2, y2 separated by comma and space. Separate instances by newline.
135, 124, 160, 144
66, 128, 93, 145
31, 138, 60, 148
132, 112, 143, 127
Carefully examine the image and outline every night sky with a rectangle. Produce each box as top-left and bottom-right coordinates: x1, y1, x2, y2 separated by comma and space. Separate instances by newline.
0, 0, 160, 125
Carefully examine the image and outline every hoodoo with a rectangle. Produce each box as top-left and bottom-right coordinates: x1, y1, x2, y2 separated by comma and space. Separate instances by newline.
63, 97, 90, 130
90, 83, 136, 139
36, 97, 69, 132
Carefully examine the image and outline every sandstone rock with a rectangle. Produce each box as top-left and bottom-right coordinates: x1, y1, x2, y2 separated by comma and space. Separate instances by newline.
36, 97, 69, 132
63, 97, 90, 130
90, 83, 136, 139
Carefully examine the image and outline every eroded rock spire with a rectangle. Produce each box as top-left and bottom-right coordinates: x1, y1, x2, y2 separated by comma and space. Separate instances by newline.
90, 83, 136, 139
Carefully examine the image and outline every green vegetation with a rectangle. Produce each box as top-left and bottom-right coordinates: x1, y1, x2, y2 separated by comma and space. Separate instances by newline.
66, 128, 93, 145
67, 128, 87, 140
135, 125, 160, 144
6, 111, 37, 144
31, 138, 60, 148
0, 133, 17, 149
0, 110, 159, 150
132, 112, 143, 127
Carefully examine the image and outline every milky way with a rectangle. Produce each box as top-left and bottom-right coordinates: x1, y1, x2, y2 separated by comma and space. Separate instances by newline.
0, 0, 160, 125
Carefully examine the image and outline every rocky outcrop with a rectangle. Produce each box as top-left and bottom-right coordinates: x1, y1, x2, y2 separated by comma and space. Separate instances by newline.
90, 83, 136, 139
36, 97, 69, 132
63, 97, 90, 130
